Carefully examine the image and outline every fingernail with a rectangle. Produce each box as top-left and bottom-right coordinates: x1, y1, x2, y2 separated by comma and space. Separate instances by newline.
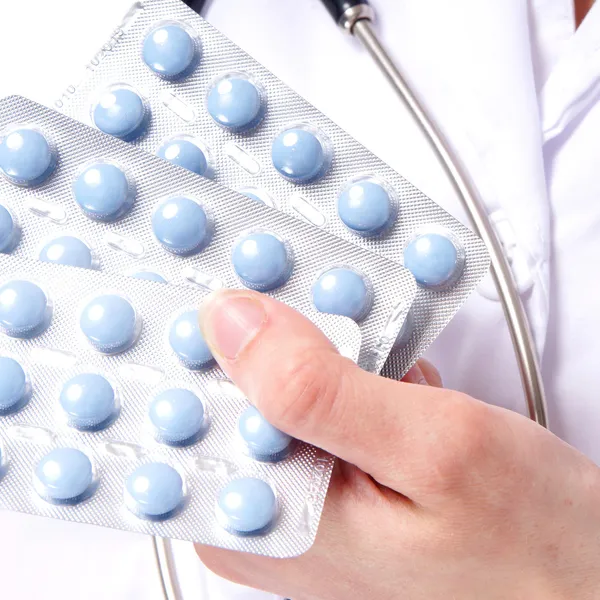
200, 292, 267, 360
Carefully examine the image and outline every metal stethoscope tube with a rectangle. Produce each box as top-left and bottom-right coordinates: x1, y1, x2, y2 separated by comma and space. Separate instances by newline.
153, 537, 184, 600
328, 1, 548, 428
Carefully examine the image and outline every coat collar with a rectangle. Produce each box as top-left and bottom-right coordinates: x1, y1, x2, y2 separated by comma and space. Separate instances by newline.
541, 3, 600, 143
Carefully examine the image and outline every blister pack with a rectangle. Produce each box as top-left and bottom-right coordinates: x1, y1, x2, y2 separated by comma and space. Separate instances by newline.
56, 0, 490, 378
0, 252, 361, 556
0, 95, 418, 374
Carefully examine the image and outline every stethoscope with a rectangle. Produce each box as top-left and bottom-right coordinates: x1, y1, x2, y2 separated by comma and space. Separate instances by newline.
155, 1, 549, 598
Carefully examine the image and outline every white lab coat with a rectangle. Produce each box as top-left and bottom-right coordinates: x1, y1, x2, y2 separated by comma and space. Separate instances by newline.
0, 1, 598, 598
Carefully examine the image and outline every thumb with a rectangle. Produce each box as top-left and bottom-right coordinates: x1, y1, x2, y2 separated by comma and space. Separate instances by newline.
199, 289, 443, 494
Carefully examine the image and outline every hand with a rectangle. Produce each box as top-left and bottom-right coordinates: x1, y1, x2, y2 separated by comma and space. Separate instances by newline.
195, 290, 600, 600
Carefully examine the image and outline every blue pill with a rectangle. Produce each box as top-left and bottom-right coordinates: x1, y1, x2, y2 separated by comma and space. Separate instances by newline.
238, 406, 293, 462
0, 204, 19, 253
59, 373, 118, 431
0, 127, 56, 187
35, 448, 94, 504
130, 270, 167, 284
92, 87, 149, 141
312, 268, 372, 322
156, 138, 208, 176
152, 196, 213, 256
404, 232, 463, 289
73, 162, 134, 223
272, 127, 329, 183
207, 76, 265, 132
168, 310, 214, 370
149, 388, 206, 446
232, 232, 292, 292
125, 462, 184, 520
217, 478, 277, 536
0, 357, 29, 413
338, 180, 396, 237
0, 280, 51, 339
143, 23, 199, 80
39, 236, 94, 269
80, 294, 139, 354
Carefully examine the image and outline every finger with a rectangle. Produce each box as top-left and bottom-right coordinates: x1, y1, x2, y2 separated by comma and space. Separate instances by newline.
402, 358, 443, 388
402, 362, 427, 385
199, 289, 478, 498
418, 358, 443, 388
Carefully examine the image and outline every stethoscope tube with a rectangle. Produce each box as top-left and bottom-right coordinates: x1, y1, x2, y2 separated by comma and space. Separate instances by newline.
153, 537, 183, 600
322, 0, 548, 429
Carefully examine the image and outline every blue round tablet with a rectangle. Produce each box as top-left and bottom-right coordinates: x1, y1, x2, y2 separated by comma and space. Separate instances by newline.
142, 23, 199, 80
0, 204, 19, 253
39, 236, 94, 269
338, 179, 396, 237
149, 388, 206, 446
0, 127, 56, 187
125, 462, 184, 520
130, 270, 167, 284
73, 162, 134, 222
60, 373, 118, 431
272, 127, 330, 183
0, 280, 51, 339
156, 138, 208, 176
0, 357, 29, 413
312, 268, 372, 322
403, 232, 463, 289
80, 294, 139, 354
34, 448, 94, 504
217, 477, 277, 536
92, 87, 149, 141
207, 75, 265, 132
238, 406, 293, 462
152, 196, 213, 256
168, 310, 214, 370
232, 232, 292, 292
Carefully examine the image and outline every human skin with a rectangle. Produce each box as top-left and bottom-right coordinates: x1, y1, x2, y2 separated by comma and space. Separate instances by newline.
195, 290, 600, 600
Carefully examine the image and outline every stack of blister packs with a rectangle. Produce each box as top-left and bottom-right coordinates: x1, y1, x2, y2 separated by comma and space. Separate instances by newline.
0, 0, 489, 558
